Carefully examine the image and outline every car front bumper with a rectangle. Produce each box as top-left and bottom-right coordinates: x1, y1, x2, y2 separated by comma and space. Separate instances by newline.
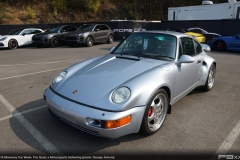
0, 41, 8, 48
32, 37, 51, 46
65, 36, 86, 45
43, 87, 145, 139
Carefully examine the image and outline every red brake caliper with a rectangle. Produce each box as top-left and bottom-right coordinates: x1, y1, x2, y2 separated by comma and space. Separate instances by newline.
148, 106, 153, 117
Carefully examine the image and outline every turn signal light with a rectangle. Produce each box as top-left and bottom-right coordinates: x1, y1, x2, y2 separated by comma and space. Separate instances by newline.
106, 115, 132, 129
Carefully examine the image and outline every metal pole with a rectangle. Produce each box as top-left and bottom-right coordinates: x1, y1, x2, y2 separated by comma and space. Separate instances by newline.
135, 0, 136, 21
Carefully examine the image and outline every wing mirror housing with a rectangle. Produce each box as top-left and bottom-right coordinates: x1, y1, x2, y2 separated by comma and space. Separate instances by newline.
22, 33, 26, 36
109, 46, 115, 53
94, 28, 100, 32
201, 43, 211, 52
177, 55, 194, 67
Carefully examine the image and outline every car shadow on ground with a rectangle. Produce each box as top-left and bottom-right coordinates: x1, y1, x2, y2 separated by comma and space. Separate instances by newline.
9, 98, 147, 155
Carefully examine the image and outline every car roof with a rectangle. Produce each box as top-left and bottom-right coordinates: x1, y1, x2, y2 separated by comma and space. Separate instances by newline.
133, 30, 193, 38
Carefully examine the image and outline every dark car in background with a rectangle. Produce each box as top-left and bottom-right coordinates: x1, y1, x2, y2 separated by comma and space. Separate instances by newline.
32, 25, 77, 47
187, 27, 221, 43
65, 24, 114, 47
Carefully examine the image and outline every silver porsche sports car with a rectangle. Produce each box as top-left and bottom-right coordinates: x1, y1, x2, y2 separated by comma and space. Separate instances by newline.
44, 31, 216, 139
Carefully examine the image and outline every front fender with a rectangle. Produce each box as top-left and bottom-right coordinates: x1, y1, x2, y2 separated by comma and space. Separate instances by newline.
94, 63, 175, 112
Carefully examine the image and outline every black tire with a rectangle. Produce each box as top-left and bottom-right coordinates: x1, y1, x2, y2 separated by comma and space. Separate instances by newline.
202, 64, 216, 91
140, 89, 169, 135
50, 37, 59, 47
8, 39, 18, 49
86, 36, 93, 47
107, 34, 114, 44
213, 40, 226, 51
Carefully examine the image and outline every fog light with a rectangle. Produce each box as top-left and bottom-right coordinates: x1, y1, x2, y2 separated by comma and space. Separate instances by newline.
106, 115, 132, 129
87, 118, 101, 127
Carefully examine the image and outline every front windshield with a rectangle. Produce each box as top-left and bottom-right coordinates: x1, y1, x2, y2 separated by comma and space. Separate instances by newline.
77, 25, 95, 31
45, 26, 62, 33
7, 29, 23, 35
111, 33, 177, 60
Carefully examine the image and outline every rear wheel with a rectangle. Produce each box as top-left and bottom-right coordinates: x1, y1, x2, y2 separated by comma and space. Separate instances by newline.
107, 34, 114, 44
50, 37, 59, 47
140, 89, 169, 135
214, 40, 226, 51
8, 39, 18, 49
86, 36, 93, 47
202, 64, 216, 91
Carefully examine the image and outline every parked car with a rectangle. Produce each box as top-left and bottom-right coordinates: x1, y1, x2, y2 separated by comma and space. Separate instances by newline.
65, 24, 114, 47
188, 27, 221, 43
167, 28, 206, 43
208, 33, 240, 51
32, 25, 77, 47
44, 31, 216, 139
0, 28, 43, 49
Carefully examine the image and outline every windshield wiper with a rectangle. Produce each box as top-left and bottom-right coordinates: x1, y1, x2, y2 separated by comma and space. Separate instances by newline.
155, 55, 174, 59
132, 53, 155, 59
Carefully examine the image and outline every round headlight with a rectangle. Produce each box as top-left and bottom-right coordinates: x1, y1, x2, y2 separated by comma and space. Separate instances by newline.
0, 37, 7, 41
112, 87, 131, 104
53, 71, 67, 83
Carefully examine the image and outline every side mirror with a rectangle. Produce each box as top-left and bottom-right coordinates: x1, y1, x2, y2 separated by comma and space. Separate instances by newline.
177, 55, 194, 67
60, 30, 66, 33
201, 43, 211, 52
109, 46, 115, 53
22, 33, 26, 36
94, 28, 100, 32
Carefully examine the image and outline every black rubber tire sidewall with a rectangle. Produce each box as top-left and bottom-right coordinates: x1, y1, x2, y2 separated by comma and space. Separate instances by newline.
50, 37, 59, 47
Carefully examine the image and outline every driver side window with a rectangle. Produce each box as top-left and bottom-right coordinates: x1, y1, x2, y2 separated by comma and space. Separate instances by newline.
180, 38, 195, 57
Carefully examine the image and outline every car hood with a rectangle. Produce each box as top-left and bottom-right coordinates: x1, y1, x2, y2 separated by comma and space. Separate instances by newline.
55, 54, 167, 106
0, 35, 18, 38
33, 32, 58, 37
66, 30, 91, 35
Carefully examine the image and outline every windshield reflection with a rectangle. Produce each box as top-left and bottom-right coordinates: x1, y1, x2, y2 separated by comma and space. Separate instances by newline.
111, 33, 177, 60
45, 26, 62, 33
7, 29, 23, 35
77, 25, 95, 31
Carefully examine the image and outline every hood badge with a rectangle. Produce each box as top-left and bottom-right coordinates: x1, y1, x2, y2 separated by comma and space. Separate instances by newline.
72, 90, 78, 95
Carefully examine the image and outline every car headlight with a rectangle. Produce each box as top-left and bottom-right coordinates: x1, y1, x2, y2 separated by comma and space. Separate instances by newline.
43, 34, 53, 39
79, 33, 88, 36
111, 87, 131, 104
0, 37, 7, 41
53, 71, 67, 83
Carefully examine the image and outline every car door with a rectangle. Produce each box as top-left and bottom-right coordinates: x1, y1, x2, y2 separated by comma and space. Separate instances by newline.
228, 34, 240, 50
19, 29, 32, 46
101, 25, 111, 41
58, 26, 69, 41
93, 25, 105, 42
173, 37, 202, 100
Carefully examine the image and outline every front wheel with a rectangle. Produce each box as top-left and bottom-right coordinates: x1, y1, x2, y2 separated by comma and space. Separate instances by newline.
8, 39, 18, 49
140, 89, 169, 135
107, 34, 113, 44
50, 37, 59, 47
86, 36, 93, 47
202, 64, 216, 91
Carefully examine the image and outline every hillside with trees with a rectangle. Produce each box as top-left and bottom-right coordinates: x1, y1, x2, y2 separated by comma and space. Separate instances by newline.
0, 0, 227, 24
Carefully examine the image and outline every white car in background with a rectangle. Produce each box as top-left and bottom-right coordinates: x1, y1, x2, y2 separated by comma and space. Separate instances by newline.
0, 28, 43, 49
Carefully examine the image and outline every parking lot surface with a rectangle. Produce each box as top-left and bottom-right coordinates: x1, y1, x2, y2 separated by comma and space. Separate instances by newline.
0, 43, 239, 160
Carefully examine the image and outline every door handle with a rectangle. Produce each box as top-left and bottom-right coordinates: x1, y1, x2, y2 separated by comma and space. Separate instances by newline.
197, 60, 201, 64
